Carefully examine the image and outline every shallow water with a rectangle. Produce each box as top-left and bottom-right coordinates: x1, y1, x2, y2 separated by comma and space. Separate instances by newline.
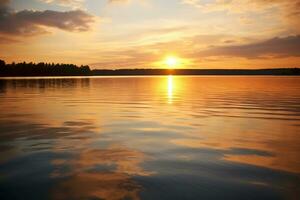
0, 76, 299, 200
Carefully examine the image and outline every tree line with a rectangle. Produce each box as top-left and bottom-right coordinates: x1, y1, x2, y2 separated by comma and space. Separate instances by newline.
0, 60, 91, 76
1, 59, 299, 76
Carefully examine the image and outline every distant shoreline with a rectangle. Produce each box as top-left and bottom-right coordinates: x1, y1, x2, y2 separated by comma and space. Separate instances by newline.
1, 69, 300, 77
1, 60, 299, 76
90, 68, 300, 76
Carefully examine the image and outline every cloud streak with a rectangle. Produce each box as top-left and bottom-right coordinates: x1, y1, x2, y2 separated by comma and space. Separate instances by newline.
41, 0, 85, 8
196, 35, 300, 59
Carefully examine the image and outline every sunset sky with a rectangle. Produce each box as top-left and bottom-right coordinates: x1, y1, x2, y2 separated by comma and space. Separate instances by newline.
0, 0, 300, 69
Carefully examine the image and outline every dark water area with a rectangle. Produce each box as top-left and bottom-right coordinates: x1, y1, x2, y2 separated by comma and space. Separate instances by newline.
0, 76, 299, 200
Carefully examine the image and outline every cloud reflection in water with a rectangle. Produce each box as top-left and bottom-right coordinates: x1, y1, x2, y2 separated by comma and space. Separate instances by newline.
0, 77, 300, 200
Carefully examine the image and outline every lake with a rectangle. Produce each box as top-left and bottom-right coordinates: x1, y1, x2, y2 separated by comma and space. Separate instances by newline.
0, 76, 299, 200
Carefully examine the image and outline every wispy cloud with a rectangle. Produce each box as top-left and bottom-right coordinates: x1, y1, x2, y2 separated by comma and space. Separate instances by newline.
0, 35, 19, 43
195, 35, 300, 59
182, 0, 300, 33
108, 0, 130, 3
40, 0, 86, 8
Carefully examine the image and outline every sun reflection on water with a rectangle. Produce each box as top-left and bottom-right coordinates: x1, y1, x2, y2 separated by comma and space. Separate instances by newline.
167, 75, 173, 104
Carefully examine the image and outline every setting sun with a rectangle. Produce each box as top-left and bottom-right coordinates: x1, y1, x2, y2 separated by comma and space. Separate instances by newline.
165, 56, 179, 68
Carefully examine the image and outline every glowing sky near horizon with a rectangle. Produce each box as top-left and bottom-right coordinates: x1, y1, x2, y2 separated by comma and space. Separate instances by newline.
0, 0, 300, 69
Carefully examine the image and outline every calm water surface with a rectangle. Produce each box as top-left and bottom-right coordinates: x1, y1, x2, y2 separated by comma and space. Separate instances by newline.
0, 76, 299, 200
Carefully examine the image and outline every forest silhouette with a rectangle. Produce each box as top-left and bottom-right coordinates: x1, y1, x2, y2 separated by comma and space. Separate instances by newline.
1, 60, 299, 76
0, 60, 91, 76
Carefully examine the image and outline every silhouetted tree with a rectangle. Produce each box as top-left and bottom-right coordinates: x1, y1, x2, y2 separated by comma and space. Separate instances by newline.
0, 60, 5, 67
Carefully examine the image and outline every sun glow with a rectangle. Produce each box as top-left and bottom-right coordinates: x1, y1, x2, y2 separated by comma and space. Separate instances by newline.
165, 56, 179, 68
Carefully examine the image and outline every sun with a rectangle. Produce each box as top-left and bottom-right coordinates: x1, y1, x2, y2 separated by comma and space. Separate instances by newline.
165, 56, 178, 68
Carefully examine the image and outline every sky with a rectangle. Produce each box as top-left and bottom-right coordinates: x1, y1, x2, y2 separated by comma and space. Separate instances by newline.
0, 0, 300, 69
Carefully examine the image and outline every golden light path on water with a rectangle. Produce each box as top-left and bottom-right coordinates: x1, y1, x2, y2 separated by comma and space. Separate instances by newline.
167, 75, 173, 104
